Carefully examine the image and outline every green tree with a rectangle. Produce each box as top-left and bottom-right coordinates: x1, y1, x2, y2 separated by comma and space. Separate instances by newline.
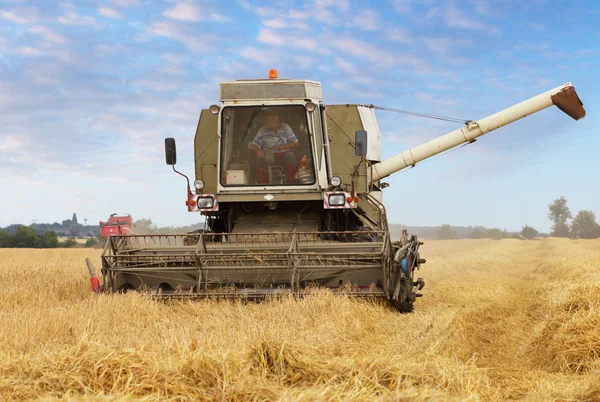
84, 237, 98, 247
0, 230, 10, 247
39, 231, 60, 248
133, 218, 155, 234
12, 226, 40, 247
520, 225, 538, 240
468, 228, 487, 239
62, 238, 78, 248
436, 224, 460, 240
570, 210, 600, 239
487, 228, 505, 240
548, 197, 572, 237
69, 223, 83, 237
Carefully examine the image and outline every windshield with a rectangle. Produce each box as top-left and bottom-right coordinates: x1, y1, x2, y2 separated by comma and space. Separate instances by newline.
220, 105, 316, 186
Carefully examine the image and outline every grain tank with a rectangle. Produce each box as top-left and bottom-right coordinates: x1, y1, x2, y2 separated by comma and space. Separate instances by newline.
87, 70, 585, 312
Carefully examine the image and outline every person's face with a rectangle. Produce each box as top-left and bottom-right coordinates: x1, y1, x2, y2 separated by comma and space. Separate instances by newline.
266, 114, 280, 132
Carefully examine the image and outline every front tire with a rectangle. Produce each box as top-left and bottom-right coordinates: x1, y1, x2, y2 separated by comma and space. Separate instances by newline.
392, 297, 414, 313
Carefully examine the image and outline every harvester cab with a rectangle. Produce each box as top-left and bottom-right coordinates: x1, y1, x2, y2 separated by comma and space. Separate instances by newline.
89, 70, 585, 313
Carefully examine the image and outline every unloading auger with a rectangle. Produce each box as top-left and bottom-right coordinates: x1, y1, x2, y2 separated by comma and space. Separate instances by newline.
86, 70, 585, 312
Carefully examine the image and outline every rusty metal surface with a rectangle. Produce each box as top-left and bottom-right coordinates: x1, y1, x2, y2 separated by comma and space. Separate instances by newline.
145, 287, 387, 301
551, 86, 586, 120
101, 231, 389, 293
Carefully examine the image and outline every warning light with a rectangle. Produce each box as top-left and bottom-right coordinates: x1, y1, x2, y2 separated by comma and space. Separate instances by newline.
346, 196, 353, 203
269, 69, 278, 79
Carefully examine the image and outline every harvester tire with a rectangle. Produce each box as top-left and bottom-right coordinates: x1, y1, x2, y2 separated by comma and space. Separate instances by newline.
393, 298, 414, 313
118, 283, 135, 293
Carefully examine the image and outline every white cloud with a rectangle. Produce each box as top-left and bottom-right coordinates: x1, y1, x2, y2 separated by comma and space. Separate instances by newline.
254, 7, 274, 17
109, 0, 140, 7
471, 0, 491, 16
317, 0, 350, 10
352, 10, 380, 31
385, 27, 412, 43
334, 57, 374, 85
238, 0, 252, 9
329, 36, 397, 67
240, 46, 278, 64
94, 43, 123, 56
445, 6, 499, 34
29, 26, 68, 44
257, 28, 286, 46
263, 18, 309, 30
532, 23, 545, 31
535, 78, 550, 88
0, 10, 28, 24
163, 2, 199, 22
295, 37, 323, 52
162, 2, 230, 22
391, 0, 413, 14
293, 55, 313, 69
0, 136, 24, 152
424, 37, 452, 54
97, 7, 123, 18
422, 36, 473, 66
146, 21, 215, 52
256, 29, 325, 53
445, 7, 485, 30
415, 91, 456, 106
16, 47, 43, 56
58, 12, 97, 27
0, 8, 40, 24
263, 18, 286, 28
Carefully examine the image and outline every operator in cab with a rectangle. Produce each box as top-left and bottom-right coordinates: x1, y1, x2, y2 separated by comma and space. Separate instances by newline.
248, 109, 300, 184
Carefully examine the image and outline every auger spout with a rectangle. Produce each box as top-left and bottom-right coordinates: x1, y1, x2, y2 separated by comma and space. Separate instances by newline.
370, 82, 586, 182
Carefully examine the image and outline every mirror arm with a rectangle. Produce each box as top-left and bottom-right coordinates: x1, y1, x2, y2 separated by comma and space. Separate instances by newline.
172, 165, 194, 199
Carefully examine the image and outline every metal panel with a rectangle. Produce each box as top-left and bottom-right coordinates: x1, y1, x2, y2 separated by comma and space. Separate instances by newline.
194, 109, 219, 193
220, 80, 323, 102
101, 231, 387, 296
325, 104, 381, 223
324, 104, 367, 192
357, 106, 382, 162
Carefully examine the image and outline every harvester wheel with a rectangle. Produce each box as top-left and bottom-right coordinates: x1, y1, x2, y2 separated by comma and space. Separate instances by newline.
158, 283, 174, 293
118, 283, 135, 293
392, 298, 414, 313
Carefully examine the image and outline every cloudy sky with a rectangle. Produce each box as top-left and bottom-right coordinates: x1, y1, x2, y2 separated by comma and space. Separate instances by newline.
0, 0, 598, 232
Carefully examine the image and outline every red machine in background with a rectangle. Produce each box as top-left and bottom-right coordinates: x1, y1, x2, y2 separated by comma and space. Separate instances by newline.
99, 213, 134, 238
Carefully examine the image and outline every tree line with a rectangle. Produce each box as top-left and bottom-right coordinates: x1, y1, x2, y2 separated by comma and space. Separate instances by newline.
0, 226, 100, 248
1, 213, 99, 238
547, 197, 600, 239
436, 196, 599, 240
0, 218, 202, 248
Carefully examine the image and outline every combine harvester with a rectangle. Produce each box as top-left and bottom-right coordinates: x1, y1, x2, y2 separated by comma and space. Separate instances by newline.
86, 70, 585, 312
99, 213, 134, 238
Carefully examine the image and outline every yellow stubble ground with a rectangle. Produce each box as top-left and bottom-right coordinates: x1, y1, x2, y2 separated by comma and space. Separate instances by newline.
0, 238, 599, 401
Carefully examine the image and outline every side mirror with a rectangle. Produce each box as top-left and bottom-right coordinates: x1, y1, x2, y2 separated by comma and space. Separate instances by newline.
165, 138, 177, 165
355, 130, 367, 156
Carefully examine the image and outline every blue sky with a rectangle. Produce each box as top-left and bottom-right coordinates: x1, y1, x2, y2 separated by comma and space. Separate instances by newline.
0, 0, 598, 232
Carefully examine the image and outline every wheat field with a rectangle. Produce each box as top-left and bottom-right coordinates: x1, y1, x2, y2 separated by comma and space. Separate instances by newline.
1, 238, 599, 401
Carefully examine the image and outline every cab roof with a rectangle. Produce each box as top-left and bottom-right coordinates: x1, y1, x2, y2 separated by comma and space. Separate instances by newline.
219, 79, 323, 102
